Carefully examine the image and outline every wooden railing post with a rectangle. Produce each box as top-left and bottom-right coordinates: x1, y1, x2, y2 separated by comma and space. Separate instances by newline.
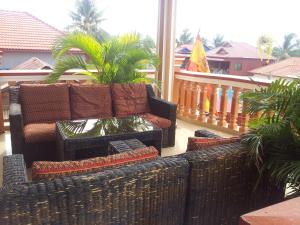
185, 81, 192, 117
190, 82, 198, 119
0, 90, 4, 133
218, 85, 229, 127
228, 87, 241, 130
207, 84, 218, 125
239, 99, 250, 133
172, 78, 180, 104
178, 80, 187, 116
198, 84, 208, 123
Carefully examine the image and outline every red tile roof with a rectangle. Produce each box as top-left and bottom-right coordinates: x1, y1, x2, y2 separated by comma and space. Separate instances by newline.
13, 57, 52, 70
0, 10, 64, 52
207, 42, 274, 60
250, 57, 300, 77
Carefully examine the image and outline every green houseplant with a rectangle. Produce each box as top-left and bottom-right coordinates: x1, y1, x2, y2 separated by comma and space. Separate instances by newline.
48, 32, 158, 84
241, 79, 300, 195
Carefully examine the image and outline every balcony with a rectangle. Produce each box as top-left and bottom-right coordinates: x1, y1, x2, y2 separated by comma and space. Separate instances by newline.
0, 68, 265, 180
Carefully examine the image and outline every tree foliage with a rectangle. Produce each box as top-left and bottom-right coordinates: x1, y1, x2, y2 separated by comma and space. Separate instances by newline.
176, 29, 194, 46
66, 0, 108, 42
273, 33, 300, 60
212, 34, 225, 48
241, 79, 300, 195
48, 32, 159, 84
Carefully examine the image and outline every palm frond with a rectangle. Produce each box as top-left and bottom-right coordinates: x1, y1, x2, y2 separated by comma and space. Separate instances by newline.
52, 33, 103, 70
47, 55, 90, 83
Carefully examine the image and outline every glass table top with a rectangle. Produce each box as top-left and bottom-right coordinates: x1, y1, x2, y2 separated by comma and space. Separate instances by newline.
57, 116, 158, 139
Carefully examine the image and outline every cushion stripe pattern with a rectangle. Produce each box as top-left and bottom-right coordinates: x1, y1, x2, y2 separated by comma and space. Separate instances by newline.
32, 146, 158, 180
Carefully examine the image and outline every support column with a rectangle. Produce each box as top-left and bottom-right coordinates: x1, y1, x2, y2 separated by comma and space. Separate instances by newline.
157, 0, 177, 101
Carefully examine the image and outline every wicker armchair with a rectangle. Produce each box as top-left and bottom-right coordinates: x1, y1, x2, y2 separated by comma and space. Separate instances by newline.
180, 134, 285, 225
1, 137, 284, 225
146, 85, 177, 147
0, 154, 189, 225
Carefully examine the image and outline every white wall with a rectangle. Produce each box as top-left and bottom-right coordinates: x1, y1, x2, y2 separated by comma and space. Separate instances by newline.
252, 74, 294, 82
0, 51, 55, 69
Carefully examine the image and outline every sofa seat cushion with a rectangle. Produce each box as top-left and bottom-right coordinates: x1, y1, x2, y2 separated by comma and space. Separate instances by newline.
32, 146, 159, 180
111, 83, 150, 117
24, 123, 56, 143
141, 113, 172, 129
70, 84, 113, 119
20, 84, 71, 124
187, 136, 240, 151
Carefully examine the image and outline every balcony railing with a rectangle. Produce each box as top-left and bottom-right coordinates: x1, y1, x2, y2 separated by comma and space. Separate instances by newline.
173, 69, 271, 134
0, 69, 270, 134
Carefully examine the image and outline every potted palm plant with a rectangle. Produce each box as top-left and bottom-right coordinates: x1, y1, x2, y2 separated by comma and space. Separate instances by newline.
241, 79, 300, 196
48, 32, 159, 84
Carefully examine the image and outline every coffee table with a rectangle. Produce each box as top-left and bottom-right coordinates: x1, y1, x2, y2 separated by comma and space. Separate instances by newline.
56, 115, 162, 161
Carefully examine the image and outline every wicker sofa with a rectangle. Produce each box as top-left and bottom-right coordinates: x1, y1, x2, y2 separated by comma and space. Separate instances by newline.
9, 83, 176, 166
0, 138, 285, 225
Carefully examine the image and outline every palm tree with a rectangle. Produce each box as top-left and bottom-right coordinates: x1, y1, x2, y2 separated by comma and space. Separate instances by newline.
176, 29, 194, 46
212, 34, 225, 48
241, 79, 300, 195
48, 32, 159, 84
66, 0, 108, 42
273, 33, 300, 60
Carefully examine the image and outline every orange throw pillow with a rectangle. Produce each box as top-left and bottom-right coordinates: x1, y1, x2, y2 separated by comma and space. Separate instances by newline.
32, 146, 158, 180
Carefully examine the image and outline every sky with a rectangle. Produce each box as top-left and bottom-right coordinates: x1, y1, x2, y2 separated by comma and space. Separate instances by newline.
1, 0, 300, 47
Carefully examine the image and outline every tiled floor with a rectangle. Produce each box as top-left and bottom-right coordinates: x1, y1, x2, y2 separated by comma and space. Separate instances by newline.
0, 119, 232, 185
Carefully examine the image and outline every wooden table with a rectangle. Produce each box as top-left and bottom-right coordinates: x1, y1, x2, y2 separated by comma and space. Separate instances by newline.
240, 197, 300, 225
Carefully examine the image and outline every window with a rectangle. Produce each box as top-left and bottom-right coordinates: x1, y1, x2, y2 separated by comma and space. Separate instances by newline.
234, 63, 242, 71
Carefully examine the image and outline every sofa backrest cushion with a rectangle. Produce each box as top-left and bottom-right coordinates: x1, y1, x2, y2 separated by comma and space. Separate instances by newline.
70, 84, 113, 119
20, 84, 71, 124
111, 83, 150, 117
32, 146, 159, 180
187, 136, 240, 151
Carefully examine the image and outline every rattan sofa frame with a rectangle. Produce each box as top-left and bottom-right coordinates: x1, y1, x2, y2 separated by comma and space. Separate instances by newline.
9, 84, 177, 166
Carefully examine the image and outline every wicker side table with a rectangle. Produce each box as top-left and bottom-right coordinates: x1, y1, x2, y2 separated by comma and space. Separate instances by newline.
108, 139, 146, 154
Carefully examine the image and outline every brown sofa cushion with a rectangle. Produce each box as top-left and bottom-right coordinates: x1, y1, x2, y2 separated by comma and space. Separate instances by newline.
141, 113, 172, 129
111, 83, 150, 117
32, 146, 159, 180
187, 136, 240, 151
20, 84, 71, 124
24, 123, 56, 143
70, 84, 113, 119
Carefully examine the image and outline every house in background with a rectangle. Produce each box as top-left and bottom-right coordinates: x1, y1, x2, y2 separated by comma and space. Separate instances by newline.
0, 10, 81, 70
176, 43, 210, 55
206, 42, 275, 75
249, 57, 300, 81
13, 57, 52, 70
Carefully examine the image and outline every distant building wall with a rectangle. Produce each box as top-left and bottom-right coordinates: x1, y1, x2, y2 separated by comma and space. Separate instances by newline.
227, 58, 272, 76
252, 74, 294, 82
0, 51, 54, 69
